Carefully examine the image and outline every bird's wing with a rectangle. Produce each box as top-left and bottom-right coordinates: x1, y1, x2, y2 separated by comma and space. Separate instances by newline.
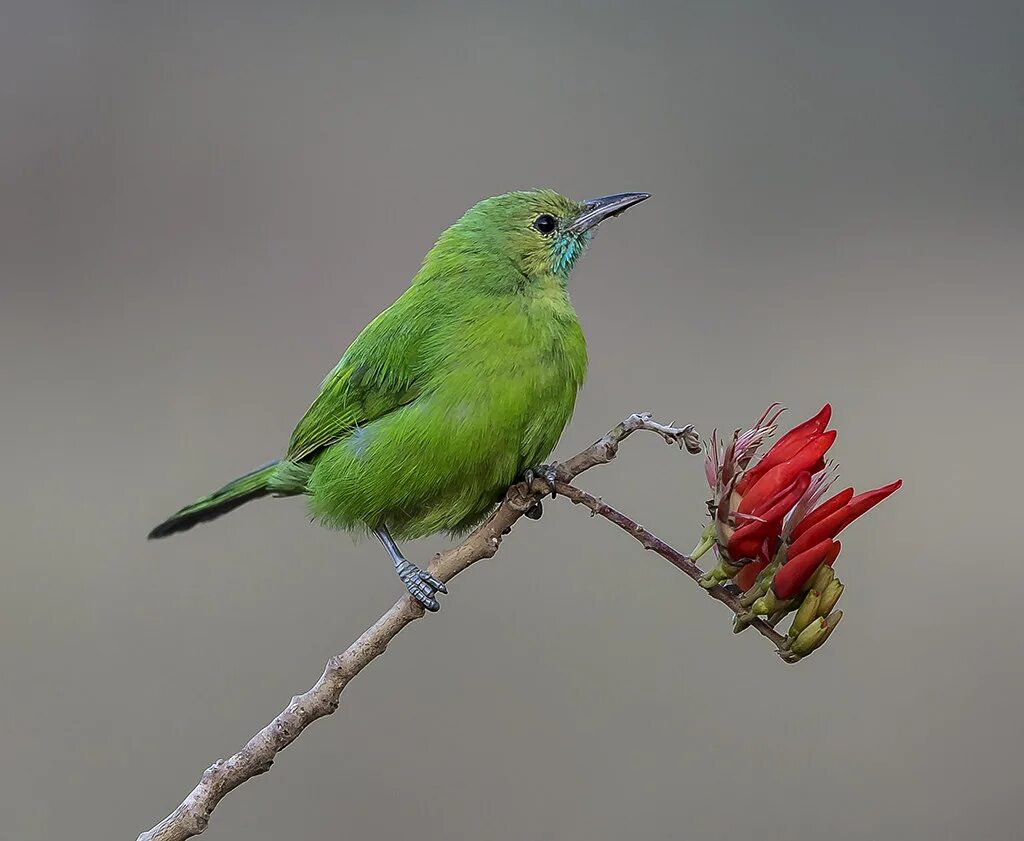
286, 294, 433, 462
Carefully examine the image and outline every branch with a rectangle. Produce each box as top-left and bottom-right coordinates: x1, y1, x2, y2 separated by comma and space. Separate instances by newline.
137, 414, 756, 841
552, 481, 791, 652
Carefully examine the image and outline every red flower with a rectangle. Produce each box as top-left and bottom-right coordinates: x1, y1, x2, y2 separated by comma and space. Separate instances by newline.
702, 402, 904, 657
735, 404, 832, 497
700, 402, 902, 615
773, 539, 841, 599
771, 480, 903, 598
724, 404, 836, 562
786, 480, 903, 561
735, 430, 836, 518
789, 487, 854, 539
727, 471, 811, 560
734, 558, 768, 592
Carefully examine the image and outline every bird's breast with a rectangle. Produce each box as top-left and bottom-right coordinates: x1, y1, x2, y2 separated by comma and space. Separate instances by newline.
461, 292, 586, 385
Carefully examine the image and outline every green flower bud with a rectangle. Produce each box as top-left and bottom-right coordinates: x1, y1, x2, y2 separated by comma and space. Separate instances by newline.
789, 590, 822, 638
819, 610, 843, 644
739, 560, 781, 607
791, 617, 829, 656
791, 610, 844, 657
817, 579, 844, 617
699, 558, 741, 589
752, 590, 782, 616
810, 564, 835, 593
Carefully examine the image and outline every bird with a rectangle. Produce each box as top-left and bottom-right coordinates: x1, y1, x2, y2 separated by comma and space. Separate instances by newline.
148, 189, 650, 610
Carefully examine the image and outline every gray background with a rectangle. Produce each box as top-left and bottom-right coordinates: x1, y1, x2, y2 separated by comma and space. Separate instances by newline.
2, 2, 1022, 839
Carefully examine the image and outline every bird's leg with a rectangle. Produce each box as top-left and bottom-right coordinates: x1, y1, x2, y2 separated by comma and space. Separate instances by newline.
373, 525, 447, 612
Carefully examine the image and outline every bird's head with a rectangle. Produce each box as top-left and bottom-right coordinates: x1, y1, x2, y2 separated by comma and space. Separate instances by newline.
424, 189, 650, 288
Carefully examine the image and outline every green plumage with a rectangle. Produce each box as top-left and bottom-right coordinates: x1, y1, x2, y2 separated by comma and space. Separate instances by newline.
150, 189, 641, 551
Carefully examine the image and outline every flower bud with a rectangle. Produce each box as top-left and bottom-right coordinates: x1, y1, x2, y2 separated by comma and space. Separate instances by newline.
791, 610, 844, 657
738, 580, 770, 608
817, 579, 845, 616
791, 617, 829, 656
819, 609, 843, 644
752, 589, 793, 616
789, 590, 822, 637
699, 558, 742, 589
810, 563, 835, 593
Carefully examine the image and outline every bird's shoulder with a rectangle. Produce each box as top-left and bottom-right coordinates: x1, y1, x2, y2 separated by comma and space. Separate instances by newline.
285, 286, 444, 461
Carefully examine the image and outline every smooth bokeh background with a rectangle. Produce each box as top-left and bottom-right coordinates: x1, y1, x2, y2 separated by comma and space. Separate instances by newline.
3, 2, 1022, 839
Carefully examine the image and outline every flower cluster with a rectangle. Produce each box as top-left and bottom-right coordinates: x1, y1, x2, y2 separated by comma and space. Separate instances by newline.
697, 404, 901, 657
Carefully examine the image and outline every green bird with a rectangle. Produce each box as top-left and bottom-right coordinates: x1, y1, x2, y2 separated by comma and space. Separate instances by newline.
149, 189, 650, 610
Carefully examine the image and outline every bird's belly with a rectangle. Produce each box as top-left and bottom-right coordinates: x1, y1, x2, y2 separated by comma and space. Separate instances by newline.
307, 355, 579, 539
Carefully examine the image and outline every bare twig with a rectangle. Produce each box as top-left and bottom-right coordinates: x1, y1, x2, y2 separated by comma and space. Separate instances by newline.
552, 481, 791, 652
136, 413, 752, 841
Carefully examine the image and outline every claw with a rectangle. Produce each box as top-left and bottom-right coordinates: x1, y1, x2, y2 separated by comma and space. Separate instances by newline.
524, 463, 559, 498
422, 571, 448, 594
544, 464, 558, 498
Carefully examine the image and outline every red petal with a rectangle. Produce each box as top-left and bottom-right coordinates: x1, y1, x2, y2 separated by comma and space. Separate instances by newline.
728, 472, 811, 559
735, 559, 768, 591
736, 404, 832, 495
791, 487, 855, 542
788, 479, 902, 559
728, 534, 768, 562
773, 538, 835, 599
737, 431, 837, 517
825, 540, 842, 566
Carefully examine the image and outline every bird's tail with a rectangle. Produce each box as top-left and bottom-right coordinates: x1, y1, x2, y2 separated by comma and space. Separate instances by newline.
148, 460, 283, 539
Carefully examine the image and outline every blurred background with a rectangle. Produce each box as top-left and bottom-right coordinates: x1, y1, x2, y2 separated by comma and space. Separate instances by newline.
2, 2, 1022, 839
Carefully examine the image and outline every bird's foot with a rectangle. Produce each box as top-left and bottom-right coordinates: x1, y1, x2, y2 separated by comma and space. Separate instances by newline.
395, 559, 447, 612
523, 463, 559, 498
375, 526, 447, 612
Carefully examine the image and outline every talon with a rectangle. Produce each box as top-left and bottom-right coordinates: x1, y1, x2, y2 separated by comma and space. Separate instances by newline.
413, 591, 440, 612
421, 571, 448, 594
523, 463, 559, 497
544, 465, 558, 498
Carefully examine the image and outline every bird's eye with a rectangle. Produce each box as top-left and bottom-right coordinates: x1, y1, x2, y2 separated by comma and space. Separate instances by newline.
533, 214, 557, 235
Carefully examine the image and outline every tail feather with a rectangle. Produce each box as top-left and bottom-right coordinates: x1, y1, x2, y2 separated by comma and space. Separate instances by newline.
148, 461, 280, 539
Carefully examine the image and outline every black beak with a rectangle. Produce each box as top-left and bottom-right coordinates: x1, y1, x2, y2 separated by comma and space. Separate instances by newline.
566, 192, 651, 235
